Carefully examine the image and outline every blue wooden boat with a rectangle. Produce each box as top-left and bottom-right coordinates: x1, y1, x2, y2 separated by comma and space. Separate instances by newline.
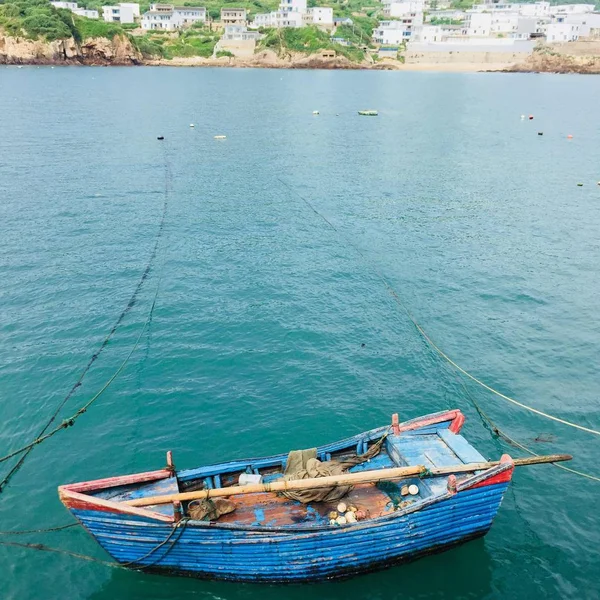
59, 409, 516, 582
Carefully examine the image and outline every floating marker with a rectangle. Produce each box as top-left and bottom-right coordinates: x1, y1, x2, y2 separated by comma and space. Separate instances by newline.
190, 123, 195, 128
538, 132, 543, 136
529, 115, 534, 120
567, 134, 573, 139
214, 135, 226, 140
520, 115, 525, 120
577, 183, 583, 187
313, 110, 319, 115
157, 136, 164, 140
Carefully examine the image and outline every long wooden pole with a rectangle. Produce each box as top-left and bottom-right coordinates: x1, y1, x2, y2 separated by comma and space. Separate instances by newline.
125, 454, 571, 508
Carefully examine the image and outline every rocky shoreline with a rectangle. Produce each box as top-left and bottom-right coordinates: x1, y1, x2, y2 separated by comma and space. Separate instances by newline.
3, 33, 600, 74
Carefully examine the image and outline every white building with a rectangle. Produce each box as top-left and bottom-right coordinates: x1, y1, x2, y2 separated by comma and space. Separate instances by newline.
103, 3, 140, 23
73, 7, 99, 18
412, 24, 442, 41
546, 21, 580, 40
50, 1, 78, 8
466, 11, 491, 36
141, 4, 206, 30
562, 12, 600, 36
253, 12, 277, 27
519, 2, 550, 17
383, 0, 425, 17
373, 16, 423, 44
221, 8, 247, 25
303, 7, 333, 26
552, 4, 595, 15
50, 1, 100, 17
252, 0, 307, 28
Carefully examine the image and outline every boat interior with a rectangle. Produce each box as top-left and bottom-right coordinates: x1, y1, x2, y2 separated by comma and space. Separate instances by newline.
89, 413, 487, 528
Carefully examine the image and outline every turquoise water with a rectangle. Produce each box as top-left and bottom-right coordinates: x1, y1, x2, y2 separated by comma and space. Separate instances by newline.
1, 67, 599, 599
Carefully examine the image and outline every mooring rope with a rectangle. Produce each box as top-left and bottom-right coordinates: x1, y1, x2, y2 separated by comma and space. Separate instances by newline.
0, 519, 188, 571
0, 523, 78, 536
0, 145, 171, 491
0, 281, 160, 466
458, 376, 600, 483
278, 178, 600, 438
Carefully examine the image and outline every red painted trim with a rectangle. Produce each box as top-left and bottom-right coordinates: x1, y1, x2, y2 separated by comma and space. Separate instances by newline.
462, 455, 515, 490
468, 468, 514, 489
398, 409, 462, 433
392, 413, 400, 435
60, 469, 172, 493
449, 412, 465, 434
59, 488, 174, 523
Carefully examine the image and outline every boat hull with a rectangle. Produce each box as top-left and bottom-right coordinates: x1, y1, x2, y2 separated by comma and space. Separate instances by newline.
67, 478, 510, 582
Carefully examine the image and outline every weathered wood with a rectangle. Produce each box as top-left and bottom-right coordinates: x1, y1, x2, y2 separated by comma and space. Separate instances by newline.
124, 454, 571, 507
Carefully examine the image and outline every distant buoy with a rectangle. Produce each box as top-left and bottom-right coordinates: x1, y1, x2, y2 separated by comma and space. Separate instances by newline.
520, 115, 525, 120
538, 132, 543, 136
528, 115, 534, 120
567, 134, 573, 139
157, 136, 164, 140
597, 181, 600, 186
214, 135, 226, 140
313, 110, 319, 115
190, 123, 195, 128
577, 183, 583, 187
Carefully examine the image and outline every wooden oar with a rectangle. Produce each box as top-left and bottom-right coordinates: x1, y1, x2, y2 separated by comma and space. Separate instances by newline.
124, 454, 571, 508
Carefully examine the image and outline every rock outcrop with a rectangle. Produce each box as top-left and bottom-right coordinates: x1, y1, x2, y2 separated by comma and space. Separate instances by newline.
0, 33, 141, 65
506, 42, 600, 74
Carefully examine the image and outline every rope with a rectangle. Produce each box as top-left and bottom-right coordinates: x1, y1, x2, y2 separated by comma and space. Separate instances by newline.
278, 178, 600, 438
121, 518, 188, 568
460, 379, 600, 483
0, 523, 78, 535
0, 519, 188, 571
0, 145, 171, 492
0, 539, 121, 569
0, 282, 160, 465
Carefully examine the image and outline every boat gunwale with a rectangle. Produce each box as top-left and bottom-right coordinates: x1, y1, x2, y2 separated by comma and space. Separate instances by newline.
58, 409, 488, 530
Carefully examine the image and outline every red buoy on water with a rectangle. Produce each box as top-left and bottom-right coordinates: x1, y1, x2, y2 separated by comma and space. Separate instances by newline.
567, 134, 573, 139
529, 115, 534, 120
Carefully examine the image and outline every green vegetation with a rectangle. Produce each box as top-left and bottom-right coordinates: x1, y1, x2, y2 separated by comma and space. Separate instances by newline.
0, 0, 78, 40
0, 0, 131, 40
429, 16, 463, 25
335, 16, 377, 47
133, 27, 220, 58
216, 49, 234, 57
259, 25, 365, 62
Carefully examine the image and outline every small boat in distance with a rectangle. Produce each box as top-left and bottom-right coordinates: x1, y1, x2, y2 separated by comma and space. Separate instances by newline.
358, 110, 378, 116
58, 410, 569, 582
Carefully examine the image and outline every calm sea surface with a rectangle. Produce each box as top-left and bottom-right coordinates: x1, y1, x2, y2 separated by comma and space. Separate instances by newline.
0, 66, 599, 599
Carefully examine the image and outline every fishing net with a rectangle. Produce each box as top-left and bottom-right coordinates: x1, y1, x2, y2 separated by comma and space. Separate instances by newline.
280, 436, 386, 504
187, 498, 236, 521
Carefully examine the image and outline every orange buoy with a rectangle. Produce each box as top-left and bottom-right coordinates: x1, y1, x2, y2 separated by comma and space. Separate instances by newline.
529, 115, 534, 120
567, 134, 573, 139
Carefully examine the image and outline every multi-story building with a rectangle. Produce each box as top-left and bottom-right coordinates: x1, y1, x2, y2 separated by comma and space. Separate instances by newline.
373, 16, 424, 44
545, 21, 580, 40
51, 1, 99, 17
303, 7, 333, 26
102, 3, 140, 23
141, 4, 206, 30
252, 0, 307, 28
221, 8, 247, 26
73, 7, 99, 18
383, 0, 425, 18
